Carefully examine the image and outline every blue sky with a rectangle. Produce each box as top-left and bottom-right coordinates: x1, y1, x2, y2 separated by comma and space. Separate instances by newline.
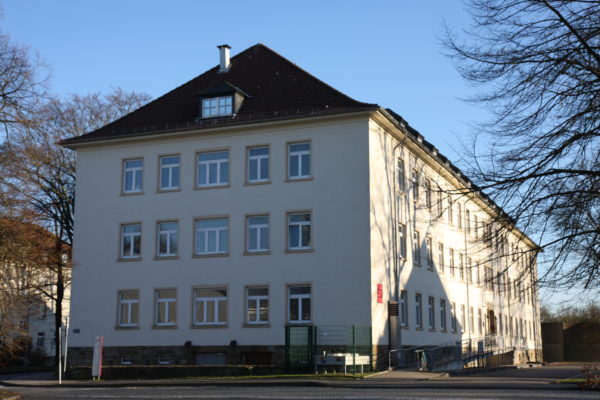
2, 1, 572, 308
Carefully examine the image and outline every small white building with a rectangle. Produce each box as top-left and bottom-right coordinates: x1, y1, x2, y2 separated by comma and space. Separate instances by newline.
63, 44, 542, 369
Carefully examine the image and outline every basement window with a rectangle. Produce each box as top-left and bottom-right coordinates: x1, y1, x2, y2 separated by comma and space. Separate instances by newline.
202, 96, 232, 118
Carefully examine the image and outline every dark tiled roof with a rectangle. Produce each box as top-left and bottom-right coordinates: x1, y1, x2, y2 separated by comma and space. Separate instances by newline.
62, 44, 377, 146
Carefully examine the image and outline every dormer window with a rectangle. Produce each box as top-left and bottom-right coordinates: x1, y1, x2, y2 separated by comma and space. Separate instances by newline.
202, 96, 232, 118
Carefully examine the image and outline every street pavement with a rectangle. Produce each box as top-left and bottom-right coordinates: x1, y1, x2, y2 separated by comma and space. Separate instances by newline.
0, 364, 594, 400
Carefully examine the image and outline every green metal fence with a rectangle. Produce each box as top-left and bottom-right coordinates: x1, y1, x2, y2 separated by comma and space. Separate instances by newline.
285, 325, 372, 373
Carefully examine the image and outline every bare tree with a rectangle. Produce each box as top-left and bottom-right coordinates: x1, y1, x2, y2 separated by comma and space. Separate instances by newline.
0, 89, 151, 364
0, 30, 47, 135
443, 0, 600, 292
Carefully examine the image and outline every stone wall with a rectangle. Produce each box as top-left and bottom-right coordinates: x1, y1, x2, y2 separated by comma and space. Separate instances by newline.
542, 322, 600, 362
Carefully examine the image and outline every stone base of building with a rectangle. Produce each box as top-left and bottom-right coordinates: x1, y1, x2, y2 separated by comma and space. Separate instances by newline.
67, 345, 285, 368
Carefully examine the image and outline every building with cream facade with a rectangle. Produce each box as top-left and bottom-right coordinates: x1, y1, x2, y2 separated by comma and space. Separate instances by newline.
63, 44, 541, 369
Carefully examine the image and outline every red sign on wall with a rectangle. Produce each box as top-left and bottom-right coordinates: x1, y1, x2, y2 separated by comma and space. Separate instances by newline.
377, 283, 383, 303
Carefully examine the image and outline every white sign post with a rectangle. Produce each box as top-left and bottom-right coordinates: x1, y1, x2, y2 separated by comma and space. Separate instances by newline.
91, 336, 104, 380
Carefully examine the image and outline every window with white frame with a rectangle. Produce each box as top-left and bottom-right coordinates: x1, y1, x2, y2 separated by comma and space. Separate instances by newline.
246, 287, 269, 324
289, 285, 311, 323
247, 146, 269, 183
448, 197, 453, 224
474, 215, 479, 239
288, 212, 311, 250
457, 203, 463, 229
411, 169, 419, 203
36, 332, 45, 347
428, 296, 435, 330
123, 159, 143, 193
397, 159, 406, 192
467, 257, 473, 283
400, 290, 408, 327
413, 231, 421, 266
478, 308, 483, 334
195, 218, 228, 255
426, 237, 433, 268
460, 304, 466, 333
465, 210, 471, 235
499, 312, 503, 336
437, 242, 444, 273
398, 223, 407, 259
118, 290, 139, 327
437, 191, 443, 217
288, 142, 311, 179
425, 179, 432, 209
451, 302, 457, 332
458, 252, 464, 280
197, 151, 229, 187
449, 248, 455, 277
193, 288, 227, 325
246, 215, 269, 253
155, 289, 176, 326
440, 299, 447, 332
469, 307, 474, 334
415, 293, 423, 329
121, 224, 141, 259
157, 222, 178, 257
159, 155, 180, 190
201, 96, 232, 118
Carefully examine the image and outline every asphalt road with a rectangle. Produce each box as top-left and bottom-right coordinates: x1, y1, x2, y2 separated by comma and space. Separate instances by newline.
0, 364, 595, 400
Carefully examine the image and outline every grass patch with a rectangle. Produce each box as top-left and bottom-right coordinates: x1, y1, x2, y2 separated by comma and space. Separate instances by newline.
0, 390, 19, 399
557, 379, 585, 384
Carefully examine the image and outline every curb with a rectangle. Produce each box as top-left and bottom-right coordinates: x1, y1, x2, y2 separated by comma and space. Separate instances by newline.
447, 365, 517, 376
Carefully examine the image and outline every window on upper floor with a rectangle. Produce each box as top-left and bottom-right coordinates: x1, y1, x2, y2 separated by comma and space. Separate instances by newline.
400, 290, 408, 327
201, 96, 232, 118
193, 287, 227, 326
197, 150, 229, 187
424, 179, 432, 210
159, 155, 180, 191
458, 252, 464, 280
449, 248, 455, 277
426, 237, 433, 269
411, 169, 419, 203
195, 218, 229, 255
428, 296, 435, 331
246, 215, 269, 253
123, 159, 143, 193
465, 210, 471, 235
398, 223, 407, 259
36, 332, 45, 347
247, 146, 270, 183
288, 212, 311, 251
437, 242, 444, 274
157, 221, 178, 257
288, 142, 311, 180
118, 290, 139, 328
397, 159, 406, 192
413, 231, 421, 266
288, 285, 311, 323
121, 223, 141, 259
460, 304, 466, 333
155, 289, 177, 327
448, 197, 454, 225
415, 293, 423, 329
440, 299, 447, 332
246, 287, 269, 324
450, 302, 457, 332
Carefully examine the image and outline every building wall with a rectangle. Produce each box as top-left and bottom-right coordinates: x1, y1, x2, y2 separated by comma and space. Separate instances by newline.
367, 116, 541, 356
68, 116, 373, 357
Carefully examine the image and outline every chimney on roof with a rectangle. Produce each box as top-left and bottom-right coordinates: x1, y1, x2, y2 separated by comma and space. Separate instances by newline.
217, 44, 231, 73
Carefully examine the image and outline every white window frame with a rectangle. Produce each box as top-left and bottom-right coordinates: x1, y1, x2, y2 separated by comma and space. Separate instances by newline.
247, 146, 270, 183
195, 218, 229, 255
159, 155, 180, 190
118, 290, 139, 328
287, 212, 311, 250
398, 223, 407, 259
457, 203, 463, 229
197, 150, 229, 187
400, 290, 408, 327
458, 252, 464, 280
428, 296, 435, 330
437, 242, 444, 273
201, 96, 232, 118
451, 302, 457, 333
426, 237, 433, 269
155, 289, 177, 327
36, 332, 45, 347
449, 248, 455, 277
287, 142, 311, 180
425, 179, 432, 209
413, 230, 421, 266
246, 215, 269, 253
193, 288, 228, 326
123, 159, 143, 193
440, 299, 447, 332
397, 159, 406, 192
411, 169, 419, 203
246, 287, 269, 324
157, 221, 178, 257
460, 304, 466, 333
415, 293, 423, 329
121, 223, 141, 259
288, 285, 311, 323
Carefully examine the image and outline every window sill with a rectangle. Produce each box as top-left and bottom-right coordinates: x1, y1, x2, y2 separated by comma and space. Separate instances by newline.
244, 180, 271, 186
243, 251, 271, 256
285, 176, 313, 183
400, 326, 409, 330
286, 322, 313, 326
243, 323, 271, 328
191, 324, 228, 329
115, 325, 140, 330
415, 327, 424, 331
117, 257, 143, 262
193, 253, 230, 258
154, 255, 179, 260
285, 248, 314, 254
120, 191, 144, 196
194, 184, 230, 191
152, 325, 178, 330
156, 188, 181, 193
